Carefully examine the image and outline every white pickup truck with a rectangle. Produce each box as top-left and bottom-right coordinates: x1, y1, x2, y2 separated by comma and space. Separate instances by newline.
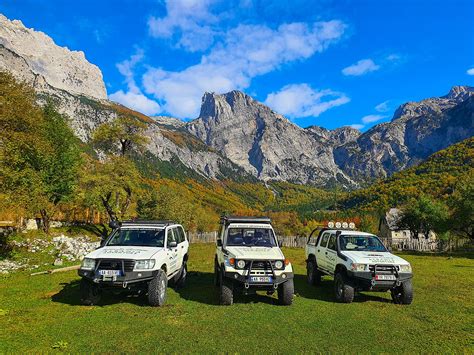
305, 223, 413, 304
214, 216, 294, 306
78, 220, 189, 306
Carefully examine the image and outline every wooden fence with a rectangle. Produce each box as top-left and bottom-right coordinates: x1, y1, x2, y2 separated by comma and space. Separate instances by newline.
188, 232, 472, 252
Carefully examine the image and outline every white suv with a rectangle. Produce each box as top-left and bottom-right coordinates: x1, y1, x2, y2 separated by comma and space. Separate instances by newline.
78, 220, 189, 306
305, 223, 413, 304
214, 216, 294, 306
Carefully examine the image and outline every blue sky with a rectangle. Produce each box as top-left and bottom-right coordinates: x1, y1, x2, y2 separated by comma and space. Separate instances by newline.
1, 0, 473, 130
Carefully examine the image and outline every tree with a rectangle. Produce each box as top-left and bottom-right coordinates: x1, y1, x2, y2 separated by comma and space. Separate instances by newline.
91, 115, 149, 157
448, 173, 474, 239
0, 73, 80, 233
399, 195, 450, 239
78, 155, 142, 225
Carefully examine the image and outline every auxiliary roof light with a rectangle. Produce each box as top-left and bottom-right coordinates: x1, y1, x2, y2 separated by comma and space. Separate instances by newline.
349, 222, 356, 229
335, 222, 342, 228
328, 221, 335, 228
342, 222, 348, 229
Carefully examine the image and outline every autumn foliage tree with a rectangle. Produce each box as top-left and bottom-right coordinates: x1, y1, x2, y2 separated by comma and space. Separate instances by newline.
0, 73, 80, 233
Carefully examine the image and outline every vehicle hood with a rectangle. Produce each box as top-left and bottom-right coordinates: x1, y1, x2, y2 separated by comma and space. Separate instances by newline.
341, 251, 409, 265
86, 246, 163, 260
225, 246, 284, 260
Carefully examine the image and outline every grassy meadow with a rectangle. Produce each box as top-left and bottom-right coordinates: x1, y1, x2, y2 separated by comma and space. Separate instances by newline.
0, 244, 473, 353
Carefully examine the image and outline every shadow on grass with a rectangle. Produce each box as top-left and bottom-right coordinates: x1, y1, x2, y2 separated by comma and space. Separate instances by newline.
176, 271, 280, 306
294, 274, 392, 304
51, 280, 151, 307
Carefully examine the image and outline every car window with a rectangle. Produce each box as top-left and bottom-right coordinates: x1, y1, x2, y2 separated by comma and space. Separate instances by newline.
107, 228, 165, 247
327, 234, 337, 251
308, 230, 318, 245
167, 228, 177, 247
320, 232, 330, 247
226, 228, 277, 247
176, 227, 186, 243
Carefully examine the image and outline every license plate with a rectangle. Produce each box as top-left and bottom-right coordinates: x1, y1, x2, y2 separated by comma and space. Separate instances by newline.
250, 276, 272, 283
375, 274, 396, 281
99, 270, 121, 276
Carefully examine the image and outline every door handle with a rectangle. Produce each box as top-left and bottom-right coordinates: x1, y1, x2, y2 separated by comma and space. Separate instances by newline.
318, 249, 320, 252
181, 245, 184, 249
325, 252, 328, 255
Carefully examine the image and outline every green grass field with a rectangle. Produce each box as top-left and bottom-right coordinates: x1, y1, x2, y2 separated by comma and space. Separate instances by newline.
1, 244, 473, 353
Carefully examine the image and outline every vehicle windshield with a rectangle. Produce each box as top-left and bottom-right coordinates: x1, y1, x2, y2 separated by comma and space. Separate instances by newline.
226, 228, 277, 247
107, 228, 165, 247
340, 235, 387, 252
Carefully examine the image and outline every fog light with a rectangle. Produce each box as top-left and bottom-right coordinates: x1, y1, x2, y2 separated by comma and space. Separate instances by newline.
282, 273, 287, 279
138, 273, 142, 277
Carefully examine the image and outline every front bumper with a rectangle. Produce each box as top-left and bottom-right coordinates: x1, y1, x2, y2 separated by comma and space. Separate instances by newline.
224, 270, 294, 289
347, 270, 413, 290
78, 269, 156, 287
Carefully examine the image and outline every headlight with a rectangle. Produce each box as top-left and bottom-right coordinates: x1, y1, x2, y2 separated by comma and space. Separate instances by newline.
399, 264, 412, 272
351, 263, 368, 272
81, 258, 95, 270
134, 259, 156, 270
236, 260, 246, 269
274, 260, 284, 269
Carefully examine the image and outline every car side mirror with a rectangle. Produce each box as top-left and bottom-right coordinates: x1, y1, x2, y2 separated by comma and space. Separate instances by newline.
109, 220, 120, 229
169, 241, 177, 248
100, 236, 107, 247
217, 239, 223, 247
278, 240, 283, 248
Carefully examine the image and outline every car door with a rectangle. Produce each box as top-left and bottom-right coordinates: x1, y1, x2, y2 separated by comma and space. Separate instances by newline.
317, 232, 331, 271
166, 227, 179, 275
326, 234, 338, 275
174, 226, 188, 270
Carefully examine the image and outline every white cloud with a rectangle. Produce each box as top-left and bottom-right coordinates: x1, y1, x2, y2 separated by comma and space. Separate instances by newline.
148, 0, 219, 52
143, 20, 347, 118
467, 68, 474, 75
264, 84, 349, 118
375, 100, 390, 113
386, 53, 401, 61
349, 124, 364, 130
361, 114, 386, 124
109, 90, 161, 116
109, 49, 161, 116
342, 58, 380, 76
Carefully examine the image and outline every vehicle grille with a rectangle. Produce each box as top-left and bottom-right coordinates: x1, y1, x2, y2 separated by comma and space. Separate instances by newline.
250, 260, 273, 270
97, 259, 135, 272
369, 264, 399, 273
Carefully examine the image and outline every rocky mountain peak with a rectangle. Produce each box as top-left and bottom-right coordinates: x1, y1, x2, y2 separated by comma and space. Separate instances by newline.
0, 14, 106, 99
443, 85, 474, 101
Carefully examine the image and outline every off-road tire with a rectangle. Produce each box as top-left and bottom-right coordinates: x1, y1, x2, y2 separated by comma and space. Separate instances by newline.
278, 279, 294, 306
214, 259, 220, 287
148, 269, 168, 307
334, 272, 354, 303
175, 260, 187, 289
307, 260, 321, 286
219, 269, 233, 305
391, 279, 413, 305
80, 278, 101, 305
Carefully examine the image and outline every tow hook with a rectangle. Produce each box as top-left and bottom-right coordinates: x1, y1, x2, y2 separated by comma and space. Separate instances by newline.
244, 283, 250, 289
396, 280, 401, 287
273, 283, 278, 289
122, 282, 128, 289
371, 279, 376, 286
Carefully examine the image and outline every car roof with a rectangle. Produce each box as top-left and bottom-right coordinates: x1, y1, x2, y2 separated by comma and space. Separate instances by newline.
324, 229, 375, 236
220, 215, 272, 225
120, 220, 180, 228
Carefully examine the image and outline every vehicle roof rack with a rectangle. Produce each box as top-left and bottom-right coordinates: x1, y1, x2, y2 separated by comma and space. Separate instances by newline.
121, 220, 177, 226
220, 215, 272, 225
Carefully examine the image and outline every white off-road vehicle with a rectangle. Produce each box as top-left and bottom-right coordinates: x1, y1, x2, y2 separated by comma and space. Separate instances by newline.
214, 216, 294, 305
305, 222, 413, 304
78, 220, 189, 306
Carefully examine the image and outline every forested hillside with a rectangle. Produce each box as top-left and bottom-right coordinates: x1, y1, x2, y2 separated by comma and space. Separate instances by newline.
0, 73, 334, 236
